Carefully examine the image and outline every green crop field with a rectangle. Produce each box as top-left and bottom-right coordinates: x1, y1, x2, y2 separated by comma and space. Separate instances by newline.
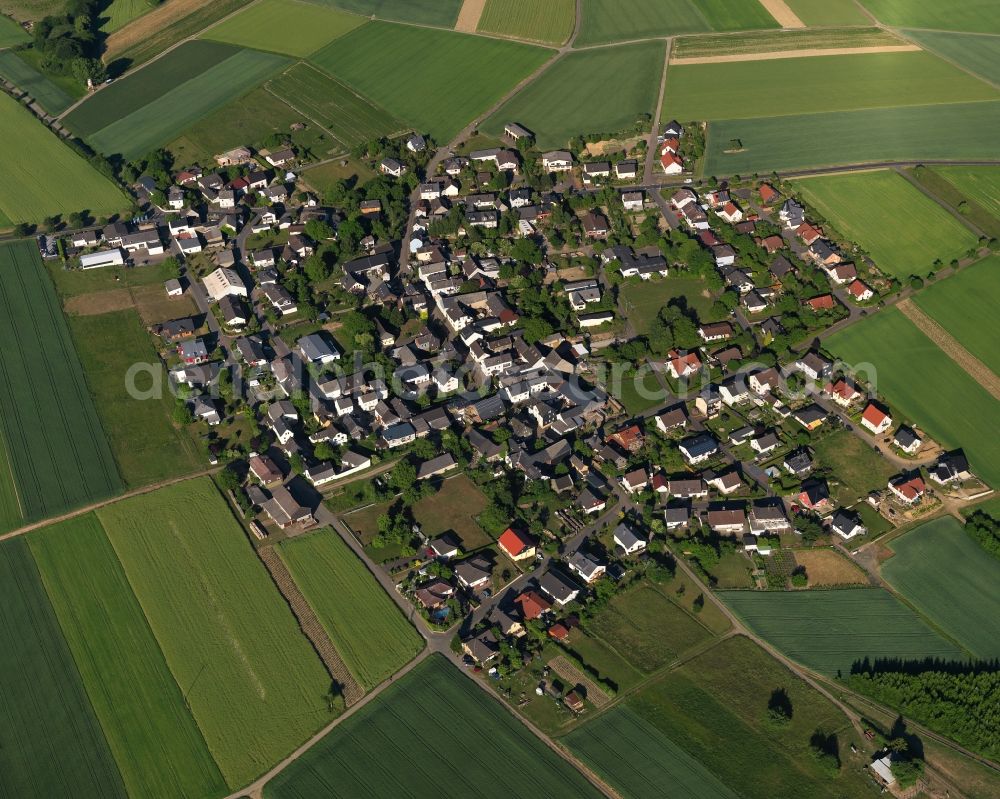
100, 0, 152, 32
793, 170, 978, 278
205, 0, 365, 56
565, 705, 739, 799
783, 0, 870, 25
312, 0, 463, 27
936, 165, 1000, 220
0, 435, 20, 533
672, 26, 904, 58
311, 21, 550, 142
904, 30, 1000, 86
694, 0, 779, 30
28, 514, 226, 799
98, 478, 333, 787
477, 0, 575, 44
882, 517, 1000, 659
0, 50, 73, 114
859, 0, 1000, 34
278, 529, 422, 690
663, 51, 998, 121
264, 654, 605, 798
0, 96, 127, 223
0, 537, 127, 798
65, 40, 242, 138
0, 12, 29, 46
721, 589, 965, 676
68, 309, 203, 488
913, 256, 1000, 376
483, 40, 664, 149
0, 241, 122, 520
269, 62, 404, 147
89, 48, 291, 159
828, 307, 1000, 487
587, 585, 713, 673
705, 101, 1000, 175
622, 635, 875, 799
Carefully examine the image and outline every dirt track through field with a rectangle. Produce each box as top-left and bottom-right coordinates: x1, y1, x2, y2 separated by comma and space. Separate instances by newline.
103, 0, 212, 60
454, 0, 487, 32
757, 0, 804, 28
670, 44, 921, 65
549, 656, 611, 708
898, 298, 1000, 402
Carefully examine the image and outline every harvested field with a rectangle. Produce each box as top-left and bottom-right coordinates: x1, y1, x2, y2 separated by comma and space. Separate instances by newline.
792, 548, 868, 587
757, 0, 803, 27
454, 0, 486, 32
897, 299, 1000, 401
63, 288, 134, 316
671, 44, 919, 64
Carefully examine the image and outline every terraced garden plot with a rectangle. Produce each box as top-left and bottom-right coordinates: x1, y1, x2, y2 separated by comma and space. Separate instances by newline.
311, 0, 463, 27
721, 588, 965, 675
0, 537, 127, 799
269, 62, 404, 147
205, 0, 365, 56
793, 170, 979, 278
278, 529, 422, 690
28, 514, 226, 799
89, 47, 291, 159
0, 240, 122, 520
0, 95, 127, 223
565, 706, 739, 799
98, 478, 333, 788
68, 309, 203, 487
882, 517, 1000, 659
828, 307, 1000, 487
0, 50, 73, 114
783, 0, 870, 25
663, 51, 999, 121
264, 654, 605, 799
704, 101, 1000, 175
858, 0, 1000, 34
903, 29, 1000, 86
311, 21, 550, 142
483, 40, 664, 149
477, 0, 575, 44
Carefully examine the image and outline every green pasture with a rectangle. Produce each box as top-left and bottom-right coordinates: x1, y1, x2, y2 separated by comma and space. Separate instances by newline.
0, 12, 29, 46
0, 50, 73, 114
811, 429, 897, 505
859, 0, 1000, 34
477, 0, 575, 44
904, 29, 1000, 86
205, 0, 365, 56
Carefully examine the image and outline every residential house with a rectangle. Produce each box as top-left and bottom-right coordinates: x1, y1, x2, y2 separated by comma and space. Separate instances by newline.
831, 509, 866, 540
888, 474, 926, 505
707, 508, 746, 535
861, 402, 892, 435
614, 523, 646, 555
567, 552, 605, 584
679, 433, 719, 465
497, 528, 536, 562
539, 570, 580, 606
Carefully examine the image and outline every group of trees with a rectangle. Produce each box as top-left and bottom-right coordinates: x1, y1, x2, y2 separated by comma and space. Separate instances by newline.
965, 510, 1000, 560
31, 0, 107, 86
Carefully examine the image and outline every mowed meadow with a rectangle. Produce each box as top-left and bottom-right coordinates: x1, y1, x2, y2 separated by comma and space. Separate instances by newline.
204, 0, 366, 56
310, 21, 551, 142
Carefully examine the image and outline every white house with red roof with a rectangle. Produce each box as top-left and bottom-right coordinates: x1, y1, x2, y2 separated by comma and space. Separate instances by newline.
667, 349, 701, 379
660, 150, 684, 175
888, 474, 926, 505
824, 378, 862, 407
848, 279, 874, 302
718, 201, 743, 224
861, 402, 892, 435
497, 528, 536, 561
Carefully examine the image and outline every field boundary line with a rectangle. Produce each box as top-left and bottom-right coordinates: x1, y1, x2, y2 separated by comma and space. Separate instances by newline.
757, 0, 805, 28
454, 0, 487, 33
897, 298, 1000, 402
670, 44, 919, 64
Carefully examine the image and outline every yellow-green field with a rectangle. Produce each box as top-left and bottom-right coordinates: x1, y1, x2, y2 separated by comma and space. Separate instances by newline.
477, 0, 575, 44
205, 0, 366, 56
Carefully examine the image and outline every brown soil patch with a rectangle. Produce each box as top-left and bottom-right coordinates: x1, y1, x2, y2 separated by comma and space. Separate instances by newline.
794, 548, 868, 587
585, 136, 643, 157
64, 289, 134, 316
103, 0, 206, 60
670, 44, 920, 65
757, 0, 804, 28
454, 0, 487, 33
548, 655, 611, 708
898, 298, 1000, 402
132, 285, 196, 325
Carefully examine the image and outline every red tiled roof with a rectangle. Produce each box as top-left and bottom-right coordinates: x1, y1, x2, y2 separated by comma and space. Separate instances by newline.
759, 184, 778, 203
848, 279, 872, 298
498, 528, 532, 557
515, 590, 551, 620
808, 294, 835, 310
862, 403, 890, 427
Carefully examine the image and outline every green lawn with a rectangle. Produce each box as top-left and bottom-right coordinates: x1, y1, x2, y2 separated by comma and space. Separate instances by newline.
587, 585, 714, 673
811, 430, 897, 505
46, 257, 176, 297
793, 170, 978, 278
936, 165, 1000, 220
205, 0, 366, 56
264, 654, 605, 798
913, 256, 1000, 377
0, 96, 127, 223
0, 241, 122, 520
903, 29, 1000, 85
278, 529, 423, 690
721, 588, 965, 676
565, 705, 740, 799
67, 309, 203, 488
882, 516, 1000, 659
98, 478, 334, 788
623, 635, 875, 799
827, 307, 1000, 487
412, 474, 492, 550
311, 21, 550, 142
484, 40, 664, 149
0, 50, 73, 114
477, 0, 576, 44
673, 26, 902, 57
65, 40, 242, 137
0, 538, 127, 799
663, 51, 998, 121
783, 0, 870, 25
704, 101, 1000, 176
89, 48, 291, 159
859, 0, 1000, 34
269, 61, 405, 148
620, 275, 716, 334
0, 12, 29, 46
28, 514, 226, 799
311, 0, 463, 27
